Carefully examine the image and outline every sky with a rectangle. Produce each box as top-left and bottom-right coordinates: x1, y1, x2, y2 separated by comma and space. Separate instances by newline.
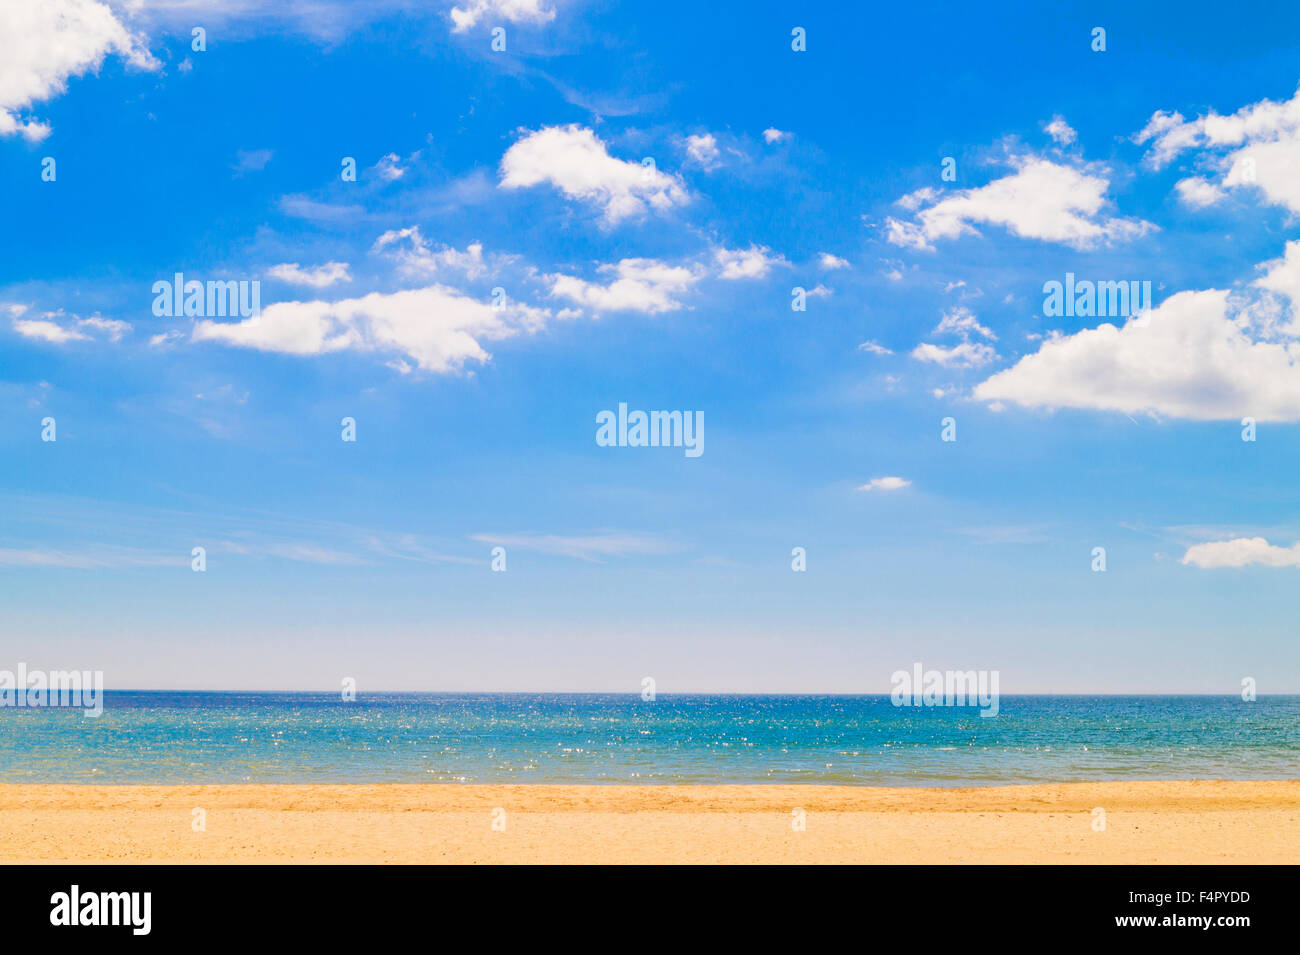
3, 0, 1300, 692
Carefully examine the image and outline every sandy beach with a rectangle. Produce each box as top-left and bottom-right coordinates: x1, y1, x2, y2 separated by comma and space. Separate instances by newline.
1, 780, 1296, 864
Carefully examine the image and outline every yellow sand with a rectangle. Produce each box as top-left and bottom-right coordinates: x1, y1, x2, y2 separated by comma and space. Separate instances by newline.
2, 781, 1297, 864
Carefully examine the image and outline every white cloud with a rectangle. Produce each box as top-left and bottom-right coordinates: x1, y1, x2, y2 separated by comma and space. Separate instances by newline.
12, 312, 129, 344
856, 476, 910, 492
911, 341, 996, 368
857, 340, 892, 355
0, 546, 182, 569
886, 157, 1155, 250
973, 288, 1300, 421
1255, 240, 1300, 328
685, 133, 720, 168
13, 320, 90, 344
233, 148, 273, 174
714, 245, 787, 280
468, 532, 677, 562
1044, 116, 1077, 146
373, 226, 492, 280
374, 152, 405, 181
548, 258, 702, 314
910, 306, 997, 367
933, 305, 996, 341
819, 253, 850, 270
267, 261, 352, 288
1180, 537, 1300, 569
192, 284, 552, 373
278, 195, 366, 222
1136, 85, 1300, 214
499, 125, 688, 224
77, 315, 129, 341
0, 0, 158, 141
449, 0, 556, 32
1175, 176, 1225, 208
149, 329, 184, 347
763, 127, 790, 144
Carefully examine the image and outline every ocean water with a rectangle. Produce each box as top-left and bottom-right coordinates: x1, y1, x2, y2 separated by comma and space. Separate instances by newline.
0, 692, 1296, 785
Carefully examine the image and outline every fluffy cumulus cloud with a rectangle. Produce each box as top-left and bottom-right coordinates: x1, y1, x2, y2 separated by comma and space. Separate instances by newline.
933, 306, 996, 341
912, 341, 996, 368
1255, 240, 1300, 328
1044, 116, 1077, 146
763, 128, 790, 144
11, 310, 129, 345
819, 253, 850, 270
191, 285, 551, 374
1180, 537, 1300, 569
713, 245, 787, 280
1175, 176, 1226, 208
973, 288, 1300, 420
0, 0, 157, 141
373, 227, 493, 280
685, 133, 721, 168
886, 157, 1155, 251
13, 320, 90, 344
266, 262, 351, 288
449, 0, 556, 33
548, 259, 702, 315
499, 125, 688, 224
1136, 85, 1300, 214
911, 306, 997, 368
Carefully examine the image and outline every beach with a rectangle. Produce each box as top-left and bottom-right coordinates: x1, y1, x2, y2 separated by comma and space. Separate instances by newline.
2, 781, 1297, 864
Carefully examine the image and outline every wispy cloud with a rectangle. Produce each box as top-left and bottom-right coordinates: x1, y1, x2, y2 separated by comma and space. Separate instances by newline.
469, 532, 681, 562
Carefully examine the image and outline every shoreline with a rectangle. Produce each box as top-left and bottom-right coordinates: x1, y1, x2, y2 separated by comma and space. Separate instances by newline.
2, 780, 1297, 863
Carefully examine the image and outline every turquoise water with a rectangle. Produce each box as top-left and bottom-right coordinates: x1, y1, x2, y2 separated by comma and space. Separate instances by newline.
0, 692, 1296, 785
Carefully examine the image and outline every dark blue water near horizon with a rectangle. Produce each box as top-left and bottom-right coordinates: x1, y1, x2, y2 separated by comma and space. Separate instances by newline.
0, 692, 1296, 785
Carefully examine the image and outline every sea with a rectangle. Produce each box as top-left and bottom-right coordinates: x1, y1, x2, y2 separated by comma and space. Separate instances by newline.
0, 692, 1296, 785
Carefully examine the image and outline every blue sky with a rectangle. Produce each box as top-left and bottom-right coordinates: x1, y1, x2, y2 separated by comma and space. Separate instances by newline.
3, 0, 1300, 691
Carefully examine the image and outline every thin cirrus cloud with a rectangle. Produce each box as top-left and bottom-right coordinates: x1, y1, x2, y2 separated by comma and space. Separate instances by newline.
0, 0, 157, 141
499, 124, 689, 224
468, 532, 681, 563
0, 546, 184, 569
886, 156, 1155, 251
